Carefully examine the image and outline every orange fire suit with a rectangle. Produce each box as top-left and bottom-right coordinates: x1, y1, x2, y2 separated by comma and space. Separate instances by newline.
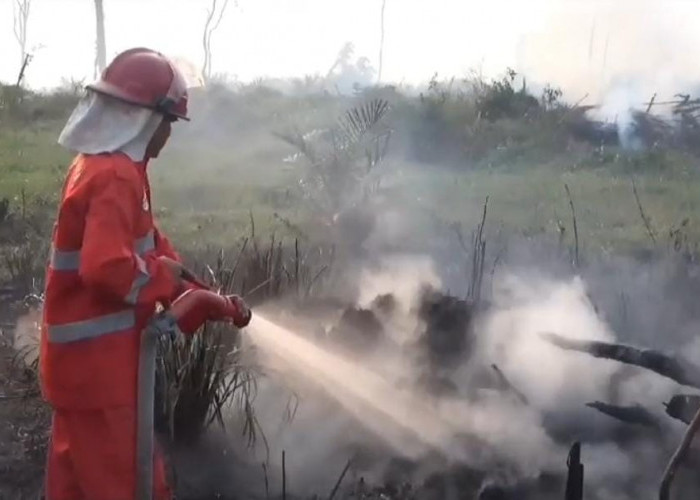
40, 152, 183, 499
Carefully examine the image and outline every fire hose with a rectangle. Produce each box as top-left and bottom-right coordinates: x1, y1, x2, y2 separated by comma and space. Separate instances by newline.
136, 282, 251, 500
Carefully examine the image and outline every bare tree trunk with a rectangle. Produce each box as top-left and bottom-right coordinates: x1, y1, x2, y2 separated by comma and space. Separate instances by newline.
659, 406, 700, 500
565, 443, 584, 500
377, 0, 386, 83
202, 0, 230, 83
94, 0, 107, 77
16, 54, 31, 87
13, 0, 31, 83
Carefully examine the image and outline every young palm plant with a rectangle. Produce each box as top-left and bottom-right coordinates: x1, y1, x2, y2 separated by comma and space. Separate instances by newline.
275, 98, 392, 223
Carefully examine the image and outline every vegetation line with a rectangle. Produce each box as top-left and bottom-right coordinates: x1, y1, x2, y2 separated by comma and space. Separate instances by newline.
328, 458, 353, 500
631, 177, 657, 245
564, 183, 580, 268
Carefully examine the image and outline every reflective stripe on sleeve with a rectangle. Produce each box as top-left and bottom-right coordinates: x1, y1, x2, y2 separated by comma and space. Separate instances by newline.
47, 310, 135, 343
125, 256, 151, 305
49, 230, 156, 271
49, 246, 81, 271
134, 230, 155, 255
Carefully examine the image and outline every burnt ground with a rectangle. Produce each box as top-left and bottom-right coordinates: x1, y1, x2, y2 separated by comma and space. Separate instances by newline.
0, 334, 50, 499
1, 288, 680, 499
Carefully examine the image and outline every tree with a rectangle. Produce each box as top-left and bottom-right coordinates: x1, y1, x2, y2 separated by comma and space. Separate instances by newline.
377, 0, 386, 83
12, 0, 31, 85
326, 43, 376, 94
202, 0, 230, 82
326, 42, 355, 80
93, 0, 107, 77
275, 99, 391, 221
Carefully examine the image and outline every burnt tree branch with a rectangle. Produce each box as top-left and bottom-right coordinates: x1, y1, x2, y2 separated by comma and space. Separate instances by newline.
491, 363, 529, 405
586, 401, 660, 429
664, 394, 700, 425
541, 332, 700, 389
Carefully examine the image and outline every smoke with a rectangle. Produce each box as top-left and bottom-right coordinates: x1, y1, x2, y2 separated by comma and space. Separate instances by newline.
589, 83, 645, 150
12, 306, 41, 367
356, 255, 441, 313
514, 1, 700, 150
11, 253, 692, 497
228, 237, 700, 498
477, 274, 616, 412
518, 2, 700, 106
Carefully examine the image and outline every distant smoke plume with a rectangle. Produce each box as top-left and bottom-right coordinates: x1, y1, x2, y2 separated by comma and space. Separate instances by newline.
518, 2, 700, 120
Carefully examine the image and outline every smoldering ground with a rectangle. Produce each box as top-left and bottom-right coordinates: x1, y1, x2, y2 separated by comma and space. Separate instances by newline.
158, 207, 700, 500
135, 132, 700, 498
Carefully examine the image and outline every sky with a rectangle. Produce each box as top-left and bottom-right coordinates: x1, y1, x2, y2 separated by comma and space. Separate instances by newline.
2, 0, 700, 105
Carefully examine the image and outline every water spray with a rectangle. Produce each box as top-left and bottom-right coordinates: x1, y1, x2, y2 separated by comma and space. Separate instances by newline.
247, 314, 464, 460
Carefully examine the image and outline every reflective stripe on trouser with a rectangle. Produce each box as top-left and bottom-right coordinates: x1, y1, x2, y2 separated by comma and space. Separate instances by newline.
47, 310, 135, 343
49, 230, 156, 271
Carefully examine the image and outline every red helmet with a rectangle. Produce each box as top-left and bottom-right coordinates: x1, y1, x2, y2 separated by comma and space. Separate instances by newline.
86, 47, 189, 121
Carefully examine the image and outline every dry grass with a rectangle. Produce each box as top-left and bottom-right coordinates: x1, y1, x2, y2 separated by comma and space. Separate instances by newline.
275, 98, 392, 223
155, 223, 332, 447
155, 322, 258, 445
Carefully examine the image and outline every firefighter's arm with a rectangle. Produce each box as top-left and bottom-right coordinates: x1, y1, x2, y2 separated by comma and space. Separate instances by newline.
153, 226, 200, 299
79, 171, 179, 306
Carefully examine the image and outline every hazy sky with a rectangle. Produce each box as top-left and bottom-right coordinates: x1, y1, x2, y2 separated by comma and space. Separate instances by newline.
3, 0, 700, 104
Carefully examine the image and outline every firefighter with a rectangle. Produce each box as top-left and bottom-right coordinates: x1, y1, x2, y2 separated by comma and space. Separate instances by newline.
40, 47, 250, 499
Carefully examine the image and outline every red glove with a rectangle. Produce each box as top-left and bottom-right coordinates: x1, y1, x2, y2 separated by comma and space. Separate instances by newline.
170, 289, 252, 334
223, 294, 252, 328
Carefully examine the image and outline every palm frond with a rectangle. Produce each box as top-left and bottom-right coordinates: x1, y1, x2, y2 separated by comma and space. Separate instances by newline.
338, 98, 390, 145
273, 129, 318, 164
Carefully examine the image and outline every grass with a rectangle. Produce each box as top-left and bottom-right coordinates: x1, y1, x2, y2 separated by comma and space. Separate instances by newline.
0, 125, 68, 201
5, 118, 700, 256
3, 77, 700, 278
2, 78, 699, 259
153, 224, 329, 445
410, 161, 700, 253
0, 121, 700, 258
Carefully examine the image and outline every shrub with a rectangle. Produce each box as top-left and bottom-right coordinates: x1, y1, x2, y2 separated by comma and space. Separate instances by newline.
155, 229, 331, 445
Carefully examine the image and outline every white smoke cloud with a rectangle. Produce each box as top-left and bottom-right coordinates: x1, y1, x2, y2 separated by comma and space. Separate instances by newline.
518, 2, 700, 103
242, 258, 660, 494
476, 273, 617, 411
356, 254, 441, 315
12, 306, 41, 367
